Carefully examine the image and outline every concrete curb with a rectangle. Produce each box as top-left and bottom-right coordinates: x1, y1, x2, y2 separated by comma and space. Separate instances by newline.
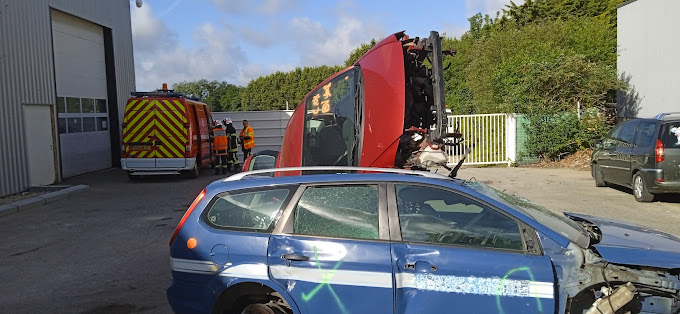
0, 185, 89, 218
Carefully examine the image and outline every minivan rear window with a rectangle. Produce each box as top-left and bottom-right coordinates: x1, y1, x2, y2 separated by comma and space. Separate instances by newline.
204, 188, 291, 232
661, 123, 680, 148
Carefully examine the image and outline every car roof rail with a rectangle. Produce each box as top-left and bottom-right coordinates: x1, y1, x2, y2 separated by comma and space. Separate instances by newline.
223, 166, 453, 182
653, 112, 680, 120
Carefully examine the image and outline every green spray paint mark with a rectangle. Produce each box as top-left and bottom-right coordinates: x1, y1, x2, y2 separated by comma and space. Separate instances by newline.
300, 246, 348, 314
495, 267, 543, 314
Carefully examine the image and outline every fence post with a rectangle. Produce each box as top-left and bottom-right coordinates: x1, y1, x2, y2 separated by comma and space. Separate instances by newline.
505, 113, 517, 166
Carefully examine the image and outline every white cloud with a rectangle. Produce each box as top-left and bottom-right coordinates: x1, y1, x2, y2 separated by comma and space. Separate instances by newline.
441, 24, 468, 39
208, 0, 298, 15
288, 15, 384, 67
238, 25, 277, 48
131, 3, 252, 91
465, 0, 525, 18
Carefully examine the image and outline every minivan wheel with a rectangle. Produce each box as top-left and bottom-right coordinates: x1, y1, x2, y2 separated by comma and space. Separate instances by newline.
593, 165, 606, 187
633, 173, 654, 202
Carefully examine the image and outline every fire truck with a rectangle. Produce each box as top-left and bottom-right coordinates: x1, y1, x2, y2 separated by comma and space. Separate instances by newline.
121, 84, 214, 178
244, 30, 465, 176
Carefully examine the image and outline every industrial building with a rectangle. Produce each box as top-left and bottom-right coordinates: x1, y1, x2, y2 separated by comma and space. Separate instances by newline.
0, 1, 135, 197
618, 0, 680, 118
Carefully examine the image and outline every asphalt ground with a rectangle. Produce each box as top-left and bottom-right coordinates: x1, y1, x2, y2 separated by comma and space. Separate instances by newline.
0, 166, 678, 313
0, 168, 216, 313
456, 166, 680, 237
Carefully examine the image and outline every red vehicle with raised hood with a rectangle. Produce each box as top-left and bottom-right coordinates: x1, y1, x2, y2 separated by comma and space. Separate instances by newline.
245, 31, 463, 176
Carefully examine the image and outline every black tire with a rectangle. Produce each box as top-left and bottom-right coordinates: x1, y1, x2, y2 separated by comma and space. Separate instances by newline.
187, 159, 200, 178
127, 173, 139, 181
632, 173, 654, 202
593, 164, 606, 187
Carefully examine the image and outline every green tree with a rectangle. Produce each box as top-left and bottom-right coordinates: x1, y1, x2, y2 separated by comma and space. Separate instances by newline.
240, 65, 343, 111
172, 80, 243, 112
344, 39, 377, 67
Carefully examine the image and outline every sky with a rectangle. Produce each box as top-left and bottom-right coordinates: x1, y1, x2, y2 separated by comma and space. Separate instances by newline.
130, 0, 523, 92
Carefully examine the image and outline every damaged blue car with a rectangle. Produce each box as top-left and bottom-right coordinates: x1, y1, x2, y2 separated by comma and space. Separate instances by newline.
167, 167, 680, 314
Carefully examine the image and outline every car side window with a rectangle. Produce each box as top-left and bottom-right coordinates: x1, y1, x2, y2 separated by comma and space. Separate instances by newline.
396, 185, 523, 251
603, 124, 624, 148
618, 120, 640, 145
294, 185, 379, 240
205, 188, 291, 232
634, 122, 657, 148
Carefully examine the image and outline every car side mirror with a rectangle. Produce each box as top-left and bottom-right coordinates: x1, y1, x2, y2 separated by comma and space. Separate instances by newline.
593, 139, 602, 149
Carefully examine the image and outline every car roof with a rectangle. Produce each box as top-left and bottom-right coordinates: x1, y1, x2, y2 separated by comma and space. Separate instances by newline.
205, 170, 464, 194
199, 167, 573, 248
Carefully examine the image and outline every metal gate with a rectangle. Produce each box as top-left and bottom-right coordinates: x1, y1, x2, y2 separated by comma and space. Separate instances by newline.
446, 113, 517, 166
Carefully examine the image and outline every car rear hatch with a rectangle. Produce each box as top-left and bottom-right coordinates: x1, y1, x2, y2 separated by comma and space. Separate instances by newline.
659, 121, 680, 183
122, 96, 189, 169
154, 99, 189, 168
122, 97, 157, 168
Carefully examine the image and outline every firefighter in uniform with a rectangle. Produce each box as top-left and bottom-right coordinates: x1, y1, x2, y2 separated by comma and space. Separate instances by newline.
212, 120, 229, 175
223, 118, 239, 172
239, 119, 255, 163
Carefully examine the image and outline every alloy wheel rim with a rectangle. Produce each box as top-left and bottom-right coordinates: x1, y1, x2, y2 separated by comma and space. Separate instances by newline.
634, 176, 642, 198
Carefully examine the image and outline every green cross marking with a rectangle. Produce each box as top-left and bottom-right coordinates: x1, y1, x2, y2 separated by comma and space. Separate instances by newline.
300, 246, 348, 314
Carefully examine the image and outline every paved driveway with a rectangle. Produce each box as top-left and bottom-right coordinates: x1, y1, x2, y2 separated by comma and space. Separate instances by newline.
0, 166, 678, 313
458, 167, 680, 237
0, 168, 217, 313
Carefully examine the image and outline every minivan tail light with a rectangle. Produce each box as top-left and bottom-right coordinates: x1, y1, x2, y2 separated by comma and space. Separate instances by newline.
169, 189, 206, 246
655, 140, 664, 162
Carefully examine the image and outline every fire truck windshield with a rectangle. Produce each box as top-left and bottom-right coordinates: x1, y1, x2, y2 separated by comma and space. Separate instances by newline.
302, 67, 360, 167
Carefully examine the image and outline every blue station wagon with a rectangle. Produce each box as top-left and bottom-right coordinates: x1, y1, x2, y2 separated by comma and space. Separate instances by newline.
167, 167, 680, 314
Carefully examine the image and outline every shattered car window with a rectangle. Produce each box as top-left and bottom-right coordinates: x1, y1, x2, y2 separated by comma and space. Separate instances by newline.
294, 185, 379, 240
205, 189, 290, 231
396, 185, 523, 251
464, 181, 590, 248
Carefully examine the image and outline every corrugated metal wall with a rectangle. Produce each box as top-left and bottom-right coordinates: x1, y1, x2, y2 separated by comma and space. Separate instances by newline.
0, 0, 135, 197
212, 110, 294, 162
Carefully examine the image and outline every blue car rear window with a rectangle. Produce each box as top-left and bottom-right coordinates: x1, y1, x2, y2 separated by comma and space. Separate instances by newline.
205, 188, 290, 232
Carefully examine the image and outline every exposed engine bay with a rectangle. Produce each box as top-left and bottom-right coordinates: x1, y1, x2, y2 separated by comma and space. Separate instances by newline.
394, 32, 463, 173
561, 220, 680, 314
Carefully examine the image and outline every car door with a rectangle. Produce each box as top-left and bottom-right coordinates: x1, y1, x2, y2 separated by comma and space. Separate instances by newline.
610, 120, 640, 184
388, 183, 556, 313
631, 121, 658, 172
268, 183, 393, 314
596, 123, 624, 182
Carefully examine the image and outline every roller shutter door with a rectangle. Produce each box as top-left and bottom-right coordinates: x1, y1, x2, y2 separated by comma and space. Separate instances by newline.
52, 10, 111, 177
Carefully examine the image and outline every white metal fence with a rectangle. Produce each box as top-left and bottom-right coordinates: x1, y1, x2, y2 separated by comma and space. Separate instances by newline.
446, 113, 517, 166
215, 111, 518, 167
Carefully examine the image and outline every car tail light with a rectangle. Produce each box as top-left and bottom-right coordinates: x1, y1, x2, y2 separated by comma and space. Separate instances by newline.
655, 140, 664, 162
169, 189, 206, 246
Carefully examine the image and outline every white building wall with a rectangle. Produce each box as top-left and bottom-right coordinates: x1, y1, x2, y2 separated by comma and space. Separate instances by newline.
618, 0, 680, 118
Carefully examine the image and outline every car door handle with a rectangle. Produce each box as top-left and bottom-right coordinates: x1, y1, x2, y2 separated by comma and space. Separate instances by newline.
404, 261, 437, 272
281, 254, 310, 262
